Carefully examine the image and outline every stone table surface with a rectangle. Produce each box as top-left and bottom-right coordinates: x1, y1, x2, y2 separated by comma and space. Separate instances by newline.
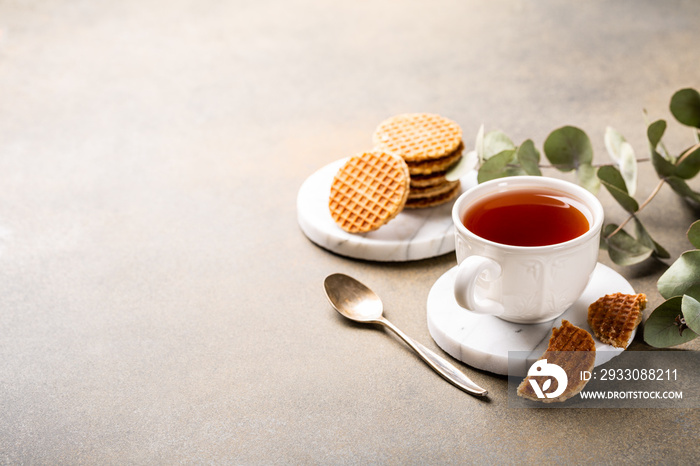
1, 0, 699, 463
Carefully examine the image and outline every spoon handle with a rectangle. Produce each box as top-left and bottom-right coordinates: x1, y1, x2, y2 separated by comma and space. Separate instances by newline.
378, 317, 488, 396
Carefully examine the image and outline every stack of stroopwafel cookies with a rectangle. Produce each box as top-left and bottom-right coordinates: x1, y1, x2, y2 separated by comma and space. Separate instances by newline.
373, 113, 463, 209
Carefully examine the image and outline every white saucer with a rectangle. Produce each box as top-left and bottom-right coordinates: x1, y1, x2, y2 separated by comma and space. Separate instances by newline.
427, 262, 636, 375
296, 158, 477, 262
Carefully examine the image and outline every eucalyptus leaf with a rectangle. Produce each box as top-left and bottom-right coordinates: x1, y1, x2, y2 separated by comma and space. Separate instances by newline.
504, 164, 527, 178
598, 165, 638, 213
651, 147, 677, 178
475, 124, 485, 161
657, 250, 700, 301
477, 149, 516, 183
665, 176, 700, 205
618, 142, 638, 196
543, 126, 593, 172
483, 131, 515, 160
445, 150, 478, 182
644, 296, 699, 348
576, 163, 600, 194
603, 127, 637, 195
597, 164, 628, 193
682, 294, 700, 335
633, 217, 670, 259
670, 88, 700, 129
675, 143, 700, 179
687, 220, 700, 249
516, 139, 542, 176
603, 224, 653, 266
647, 119, 667, 149
604, 126, 625, 163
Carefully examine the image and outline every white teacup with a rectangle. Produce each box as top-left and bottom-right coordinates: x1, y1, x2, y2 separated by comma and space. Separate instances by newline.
452, 176, 604, 324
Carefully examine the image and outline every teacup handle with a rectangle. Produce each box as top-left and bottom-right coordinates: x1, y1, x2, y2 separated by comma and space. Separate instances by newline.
453, 255, 505, 316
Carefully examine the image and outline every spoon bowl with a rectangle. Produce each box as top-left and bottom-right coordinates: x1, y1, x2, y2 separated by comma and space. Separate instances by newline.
324, 273, 384, 323
324, 273, 487, 396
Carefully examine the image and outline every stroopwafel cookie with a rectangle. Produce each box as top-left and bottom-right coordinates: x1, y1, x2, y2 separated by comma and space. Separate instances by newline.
405, 144, 464, 176
373, 113, 463, 162
405, 181, 461, 209
588, 293, 647, 348
328, 151, 410, 234
517, 320, 596, 403
407, 179, 460, 200
409, 171, 449, 188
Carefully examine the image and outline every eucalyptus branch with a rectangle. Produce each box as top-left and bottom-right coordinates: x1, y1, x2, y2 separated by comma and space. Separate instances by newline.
505, 158, 651, 171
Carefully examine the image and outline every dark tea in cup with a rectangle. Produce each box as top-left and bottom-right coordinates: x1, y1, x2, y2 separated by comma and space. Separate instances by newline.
462, 187, 590, 247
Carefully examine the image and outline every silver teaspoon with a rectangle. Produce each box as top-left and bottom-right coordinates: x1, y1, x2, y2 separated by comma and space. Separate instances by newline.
323, 273, 488, 397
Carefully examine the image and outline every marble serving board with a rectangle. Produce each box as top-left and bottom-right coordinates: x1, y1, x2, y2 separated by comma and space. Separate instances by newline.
427, 263, 636, 376
297, 158, 477, 262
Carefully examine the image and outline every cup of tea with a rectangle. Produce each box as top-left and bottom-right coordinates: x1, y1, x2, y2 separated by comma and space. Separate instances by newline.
452, 176, 604, 324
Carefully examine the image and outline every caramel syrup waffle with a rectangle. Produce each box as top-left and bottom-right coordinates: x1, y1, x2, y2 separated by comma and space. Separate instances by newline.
373, 113, 463, 162
328, 151, 410, 233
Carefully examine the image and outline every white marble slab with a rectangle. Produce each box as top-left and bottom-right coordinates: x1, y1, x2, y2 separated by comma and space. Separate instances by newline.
297, 158, 477, 262
427, 263, 636, 376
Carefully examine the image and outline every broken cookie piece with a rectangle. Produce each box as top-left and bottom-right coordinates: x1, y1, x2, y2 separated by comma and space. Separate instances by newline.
588, 292, 647, 349
517, 320, 596, 403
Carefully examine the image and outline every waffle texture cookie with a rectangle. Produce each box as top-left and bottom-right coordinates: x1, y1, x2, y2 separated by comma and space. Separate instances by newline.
409, 171, 449, 188
517, 320, 596, 403
329, 151, 410, 233
405, 146, 464, 175
405, 182, 461, 209
407, 179, 461, 200
588, 293, 647, 348
373, 113, 462, 162
373, 113, 464, 209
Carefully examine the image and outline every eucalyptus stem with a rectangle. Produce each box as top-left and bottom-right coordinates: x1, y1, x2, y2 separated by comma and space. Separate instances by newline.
605, 178, 665, 239
677, 142, 700, 165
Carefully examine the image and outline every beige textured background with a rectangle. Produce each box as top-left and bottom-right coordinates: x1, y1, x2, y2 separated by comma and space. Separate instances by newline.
1, 0, 699, 463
